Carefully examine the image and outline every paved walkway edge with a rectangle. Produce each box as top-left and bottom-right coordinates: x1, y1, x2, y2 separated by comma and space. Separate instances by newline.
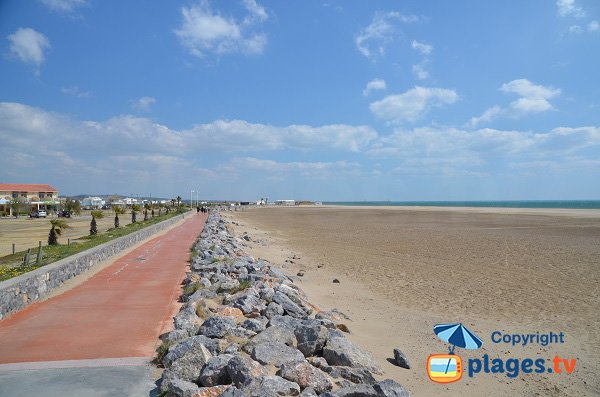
0, 212, 190, 320
0, 357, 153, 372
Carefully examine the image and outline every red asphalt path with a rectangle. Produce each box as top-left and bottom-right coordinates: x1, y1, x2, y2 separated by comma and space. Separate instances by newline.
0, 212, 206, 364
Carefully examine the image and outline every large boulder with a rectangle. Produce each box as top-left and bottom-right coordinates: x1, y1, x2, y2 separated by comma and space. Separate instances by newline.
169, 343, 213, 382
241, 376, 300, 397
163, 336, 217, 367
174, 305, 202, 336
199, 316, 236, 338
279, 360, 334, 394
249, 341, 305, 368
323, 366, 377, 385
294, 323, 328, 357
373, 380, 411, 397
246, 325, 296, 348
322, 334, 383, 375
199, 354, 234, 387
321, 384, 378, 397
227, 355, 269, 388
272, 292, 307, 319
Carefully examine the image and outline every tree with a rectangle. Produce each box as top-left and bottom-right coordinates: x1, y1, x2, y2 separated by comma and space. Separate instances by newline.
90, 210, 104, 235
131, 204, 141, 223
48, 219, 70, 245
113, 207, 126, 228
176, 196, 182, 208
143, 203, 150, 221
64, 198, 81, 216
10, 197, 21, 218
158, 203, 164, 216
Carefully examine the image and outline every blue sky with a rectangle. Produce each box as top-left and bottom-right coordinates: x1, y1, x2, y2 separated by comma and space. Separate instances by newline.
0, 0, 599, 201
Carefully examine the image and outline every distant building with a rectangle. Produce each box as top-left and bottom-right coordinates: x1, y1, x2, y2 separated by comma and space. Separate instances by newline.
0, 183, 59, 216
82, 196, 105, 209
274, 200, 296, 206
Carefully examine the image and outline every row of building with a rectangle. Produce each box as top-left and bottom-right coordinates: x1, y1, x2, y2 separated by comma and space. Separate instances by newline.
0, 184, 173, 217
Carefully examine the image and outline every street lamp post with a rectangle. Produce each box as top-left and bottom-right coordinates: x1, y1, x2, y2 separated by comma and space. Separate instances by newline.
190, 190, 194, 210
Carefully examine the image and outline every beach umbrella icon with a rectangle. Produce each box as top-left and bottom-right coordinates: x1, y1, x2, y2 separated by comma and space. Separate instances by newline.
434, 323, 483, 354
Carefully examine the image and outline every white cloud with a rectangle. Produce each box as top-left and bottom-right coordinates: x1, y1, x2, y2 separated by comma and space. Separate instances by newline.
7, 28, 50, 67
174, 0, 268, 57
469, 106, 503, 127
363, 79, 387, 96
133, 96, 156, 112
556, 0, 585, 17
369, 87, 459, 123
500, 79, 561, 114
40, 0, 87, 13
569, 25, 583, 33
355, 11, 418, 59
61, 86, 91, 98
412, 63, 429, 80
588, 21, 599, 32
411, 40, 432, 55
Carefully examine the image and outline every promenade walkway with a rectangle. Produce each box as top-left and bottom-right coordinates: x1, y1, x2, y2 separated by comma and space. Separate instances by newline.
0, 212, 207, 396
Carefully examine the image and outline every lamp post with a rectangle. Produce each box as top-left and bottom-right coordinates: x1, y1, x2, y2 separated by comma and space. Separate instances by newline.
190, 190, 194, 210
196, 190, 199, 208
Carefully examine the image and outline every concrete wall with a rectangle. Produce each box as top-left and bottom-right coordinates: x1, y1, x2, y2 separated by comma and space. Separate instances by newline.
0, 212, 188, 320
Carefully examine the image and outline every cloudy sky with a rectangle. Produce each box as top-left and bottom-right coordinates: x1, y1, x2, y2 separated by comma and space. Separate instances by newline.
1, 0, 599, 201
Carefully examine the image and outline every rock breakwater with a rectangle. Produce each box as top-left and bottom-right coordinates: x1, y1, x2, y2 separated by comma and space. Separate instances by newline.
158, 212, 411, 397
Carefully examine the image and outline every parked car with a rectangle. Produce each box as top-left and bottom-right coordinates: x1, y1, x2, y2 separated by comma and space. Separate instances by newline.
30, 210, 47, 218
58, 210, 71, 218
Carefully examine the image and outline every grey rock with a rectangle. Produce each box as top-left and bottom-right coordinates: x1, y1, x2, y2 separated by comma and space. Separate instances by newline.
242, 376, 300, 397
168, 376, 203, 397
174, 305, 202, 336
224, 343, 240, 354
228, 326, 257, 339
272, 292, 307, 319
199, 354, 233, 387
322, 384, 378, 397
300, 387, 318, 397
294, 323, 328, 357
199, 316, 237, 338
227, 355, 269, 387
241, 318, 268, 333
249, 341, 305, 368
229, 289, 264, 314
160, 329, 190, 345
392, 348, 410, 369
219, 387, 246, 397
259, 287, 275, 302
324, 366, 377, 385
169, 343, 213, 382
373, 380, 411, 397
322, 335, 383, 375
307, 356, 328, 369
163, 335, 218, 367
264, 302, 284, 319
269, 315, 302, 331
246, 325, 296, 348
279, 360, 334, 394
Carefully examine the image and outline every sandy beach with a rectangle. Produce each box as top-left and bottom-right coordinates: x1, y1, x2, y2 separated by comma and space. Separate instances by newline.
226, 206, 600, 397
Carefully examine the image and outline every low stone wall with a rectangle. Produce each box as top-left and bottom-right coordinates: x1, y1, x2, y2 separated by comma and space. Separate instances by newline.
0, 212, 188, 320
157, 212, 411, 397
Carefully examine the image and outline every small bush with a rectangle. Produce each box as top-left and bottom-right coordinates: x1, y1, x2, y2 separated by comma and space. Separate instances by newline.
226, 279, 252, 294
182, 282, 202, 296
156, 340, 173, 363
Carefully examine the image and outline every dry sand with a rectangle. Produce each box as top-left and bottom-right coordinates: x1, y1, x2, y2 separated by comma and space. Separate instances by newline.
0, 210, 136, 256
226, 206, 600, 397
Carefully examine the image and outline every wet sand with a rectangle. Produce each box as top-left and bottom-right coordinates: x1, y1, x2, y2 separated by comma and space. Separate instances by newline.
227, 206, 600, 397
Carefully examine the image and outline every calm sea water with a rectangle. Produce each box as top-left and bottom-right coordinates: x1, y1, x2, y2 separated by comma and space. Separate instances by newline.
324, 200, 600, 209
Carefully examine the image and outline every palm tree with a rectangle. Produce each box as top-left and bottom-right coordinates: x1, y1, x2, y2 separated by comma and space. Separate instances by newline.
48, 219, 70, 245
158, 203, 164, 216
176, 196, 182, 208
90, 210, 104, 235
113, 207, 126, 228
143, 203, 150, 221
131, 204, 141, 223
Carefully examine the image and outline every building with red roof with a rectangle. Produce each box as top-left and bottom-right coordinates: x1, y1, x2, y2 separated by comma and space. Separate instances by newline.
0, 184, 59, 216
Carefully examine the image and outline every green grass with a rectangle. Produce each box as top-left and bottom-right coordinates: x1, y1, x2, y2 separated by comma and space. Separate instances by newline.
0, 209, 190, 282
223, 279, 252, 294
156, 340, 174, 363
182, 281, 203, 296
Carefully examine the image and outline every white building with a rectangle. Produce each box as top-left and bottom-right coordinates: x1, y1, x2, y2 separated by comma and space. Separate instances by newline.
82, 196, 105, 209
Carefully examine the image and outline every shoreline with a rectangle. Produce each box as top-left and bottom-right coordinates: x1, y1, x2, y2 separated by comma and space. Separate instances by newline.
226, 206, 599, 396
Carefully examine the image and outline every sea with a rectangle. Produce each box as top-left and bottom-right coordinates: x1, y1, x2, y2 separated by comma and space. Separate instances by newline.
323, 200, 600, 209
